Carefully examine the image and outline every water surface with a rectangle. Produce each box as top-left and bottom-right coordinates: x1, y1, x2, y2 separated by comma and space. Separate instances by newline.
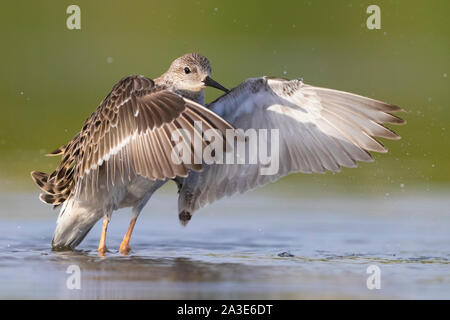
0, 192, 449, 299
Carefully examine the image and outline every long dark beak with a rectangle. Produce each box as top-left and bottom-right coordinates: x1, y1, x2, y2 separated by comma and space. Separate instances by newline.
203, 76, 229, 93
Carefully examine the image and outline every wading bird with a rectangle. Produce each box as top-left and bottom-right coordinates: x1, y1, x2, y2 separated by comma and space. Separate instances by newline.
31, 53, 404, 255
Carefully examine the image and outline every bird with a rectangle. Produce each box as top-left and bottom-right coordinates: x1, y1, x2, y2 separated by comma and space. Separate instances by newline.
31, 53, 405, 256
31, 53, 233, 255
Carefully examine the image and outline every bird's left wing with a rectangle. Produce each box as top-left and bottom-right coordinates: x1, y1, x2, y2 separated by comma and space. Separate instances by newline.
176, 77, 405, 224
32, 75, 233, 206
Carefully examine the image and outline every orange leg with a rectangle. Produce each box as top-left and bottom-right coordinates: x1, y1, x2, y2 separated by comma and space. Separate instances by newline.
119, 217, 137, 255
97, 216, 109, 256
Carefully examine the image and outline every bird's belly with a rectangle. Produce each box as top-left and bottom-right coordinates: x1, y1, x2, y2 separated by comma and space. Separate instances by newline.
118, 176, 167, 209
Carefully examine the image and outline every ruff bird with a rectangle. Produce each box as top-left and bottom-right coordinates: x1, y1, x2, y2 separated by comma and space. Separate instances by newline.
31, 53, 405, 255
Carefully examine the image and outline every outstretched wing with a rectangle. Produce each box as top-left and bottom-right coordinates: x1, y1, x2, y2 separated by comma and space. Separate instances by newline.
32, 75, 233, 206
177, 77, 405, 224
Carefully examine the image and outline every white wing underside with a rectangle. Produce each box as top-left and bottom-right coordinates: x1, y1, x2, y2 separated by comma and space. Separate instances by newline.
178, 77, 404, 215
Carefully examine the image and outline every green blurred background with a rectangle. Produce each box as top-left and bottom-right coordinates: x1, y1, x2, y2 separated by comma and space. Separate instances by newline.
0, 0, 448, 196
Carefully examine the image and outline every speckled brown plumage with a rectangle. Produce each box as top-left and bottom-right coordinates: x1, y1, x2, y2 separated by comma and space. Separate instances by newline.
31, 75, 232, 207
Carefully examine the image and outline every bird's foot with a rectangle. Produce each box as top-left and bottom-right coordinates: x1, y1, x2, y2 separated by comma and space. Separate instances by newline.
119, 244, 131, 255
97, 246, 108, 257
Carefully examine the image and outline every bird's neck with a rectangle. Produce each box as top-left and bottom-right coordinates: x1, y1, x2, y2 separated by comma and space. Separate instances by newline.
155, 75, 205, 105
175, 89, 205, 105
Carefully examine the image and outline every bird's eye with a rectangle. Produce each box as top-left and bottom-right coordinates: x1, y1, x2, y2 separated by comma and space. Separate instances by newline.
184, 67, 191, 74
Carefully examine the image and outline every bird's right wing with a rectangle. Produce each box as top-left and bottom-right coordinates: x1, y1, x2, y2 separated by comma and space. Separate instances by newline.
177, 77, 405, 223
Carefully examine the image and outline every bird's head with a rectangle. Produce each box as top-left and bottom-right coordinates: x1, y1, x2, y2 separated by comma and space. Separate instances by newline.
163, 53, 229, 94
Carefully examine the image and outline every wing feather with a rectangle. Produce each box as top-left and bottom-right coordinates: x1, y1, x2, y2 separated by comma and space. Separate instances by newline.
32, 75, 234, 205
177, 77, 405, 220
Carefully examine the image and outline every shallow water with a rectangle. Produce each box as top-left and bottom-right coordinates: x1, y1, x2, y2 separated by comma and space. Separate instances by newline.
0, 192, 449, 299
